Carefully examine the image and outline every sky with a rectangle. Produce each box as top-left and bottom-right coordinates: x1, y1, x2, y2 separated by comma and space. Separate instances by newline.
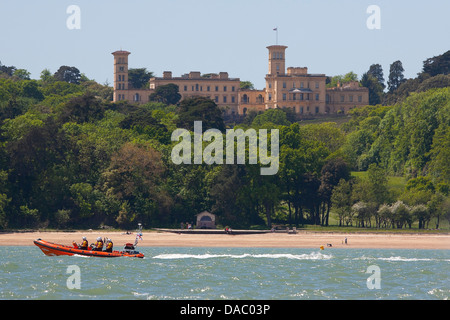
1, 0, 449, 89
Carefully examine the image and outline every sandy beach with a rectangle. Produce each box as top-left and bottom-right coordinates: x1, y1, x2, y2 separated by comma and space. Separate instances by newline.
1, 230, 449, 249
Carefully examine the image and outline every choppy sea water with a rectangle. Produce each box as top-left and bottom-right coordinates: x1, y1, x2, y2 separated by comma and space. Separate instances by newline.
0, 246, 449, 300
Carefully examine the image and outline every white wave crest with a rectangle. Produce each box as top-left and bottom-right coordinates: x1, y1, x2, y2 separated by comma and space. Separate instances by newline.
152, 252, 332, 260
352, 256, 450, 262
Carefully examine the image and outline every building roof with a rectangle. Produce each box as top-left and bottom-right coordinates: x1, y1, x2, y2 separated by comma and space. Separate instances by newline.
112, 50, 131, 55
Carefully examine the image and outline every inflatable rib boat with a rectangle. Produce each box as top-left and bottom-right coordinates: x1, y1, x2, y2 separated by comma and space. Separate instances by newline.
34, 238, 144, 258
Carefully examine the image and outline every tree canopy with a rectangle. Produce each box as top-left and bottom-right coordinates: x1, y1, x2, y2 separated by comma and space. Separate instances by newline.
0, 51, 449, 231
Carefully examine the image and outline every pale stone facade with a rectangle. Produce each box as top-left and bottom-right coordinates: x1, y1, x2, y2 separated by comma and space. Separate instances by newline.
112, 45, 368, 116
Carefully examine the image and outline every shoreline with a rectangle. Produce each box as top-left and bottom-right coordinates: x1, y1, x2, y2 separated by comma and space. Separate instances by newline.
1, 230, 450, 249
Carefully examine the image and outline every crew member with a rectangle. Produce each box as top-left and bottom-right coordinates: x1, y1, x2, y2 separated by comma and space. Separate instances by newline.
93, 237, 104, 251
79, 236, 89, 250
105, 239, 113, 252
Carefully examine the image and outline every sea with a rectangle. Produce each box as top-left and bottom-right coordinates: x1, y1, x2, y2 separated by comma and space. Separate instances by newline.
0, 246, 449, 301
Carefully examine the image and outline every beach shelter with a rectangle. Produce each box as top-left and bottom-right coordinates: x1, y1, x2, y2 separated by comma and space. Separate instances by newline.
196, 211, 216, 229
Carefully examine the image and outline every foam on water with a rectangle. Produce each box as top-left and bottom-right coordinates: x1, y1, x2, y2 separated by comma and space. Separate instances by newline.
152, 251, 332, 260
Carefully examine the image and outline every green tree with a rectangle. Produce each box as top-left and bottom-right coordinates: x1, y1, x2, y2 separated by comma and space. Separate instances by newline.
149, 83, 181, 105
367, 64, 385, 89
331, 179, 353, 226
59, 92, 105, 124
13, 69, 31, 80
176, 96, 225, 132
367, 163, 389, 206
240, 81, 254, 90
319, 158, 350, 226
100, 142, 170, 227
422, 50, 450, 76
128, 68, 153, 89
54, 66, 81, 84
252, 108, 290, 127
387, 60, 405, 93
360, 72, 384, 105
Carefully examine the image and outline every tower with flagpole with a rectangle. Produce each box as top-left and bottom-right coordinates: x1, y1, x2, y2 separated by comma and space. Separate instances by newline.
273, 27, 278, 45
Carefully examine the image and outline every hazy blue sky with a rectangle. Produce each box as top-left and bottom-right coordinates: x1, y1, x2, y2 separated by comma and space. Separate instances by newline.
1, 0, 449, 89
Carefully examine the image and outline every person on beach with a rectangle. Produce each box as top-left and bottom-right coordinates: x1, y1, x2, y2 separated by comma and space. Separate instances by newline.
79, 236, 88, 250
92, 237, 104, 251
104, 238, 113, 252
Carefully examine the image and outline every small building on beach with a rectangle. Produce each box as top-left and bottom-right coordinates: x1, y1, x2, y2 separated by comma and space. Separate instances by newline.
196, 211, 216, 229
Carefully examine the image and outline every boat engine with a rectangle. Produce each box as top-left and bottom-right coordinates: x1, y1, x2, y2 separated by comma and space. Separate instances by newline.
123, 243, 139, 254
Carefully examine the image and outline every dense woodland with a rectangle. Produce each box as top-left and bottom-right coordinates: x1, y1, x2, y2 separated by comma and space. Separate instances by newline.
0, 51, 449, 230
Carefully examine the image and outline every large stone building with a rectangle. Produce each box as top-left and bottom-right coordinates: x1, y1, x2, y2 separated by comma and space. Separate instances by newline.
112, 45, 368, 116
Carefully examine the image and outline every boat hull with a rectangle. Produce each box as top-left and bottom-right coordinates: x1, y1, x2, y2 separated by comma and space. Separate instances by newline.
34, 239, 144, 258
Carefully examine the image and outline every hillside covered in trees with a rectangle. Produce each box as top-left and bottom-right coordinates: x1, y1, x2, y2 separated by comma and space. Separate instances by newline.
0, 51, 449, 230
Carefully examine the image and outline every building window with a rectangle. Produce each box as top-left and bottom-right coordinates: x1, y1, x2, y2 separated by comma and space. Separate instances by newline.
300, 82, 304, 88
315, 106, 319, 114
215, 96, 219, 103
134, 93, 140, 102
231, 96, 235, 103
268, 93, 272, 101
300, 93, 304, 101
315, 93, 319, 101
283, 82, 286, 88
232, 86, 235, 92
207, 86, 210, 91
196, 84, 199, 91
223, 96, 227, 103
215, 86, 219, 91
224, 86, 227, 92
283, 93, 286, 101
300, 107, 303, 114
340, 95, 345, 102
184, 85, 187, 91
315, 82, 319, 89
358, 95, 362, 102
349, 95, 353, 102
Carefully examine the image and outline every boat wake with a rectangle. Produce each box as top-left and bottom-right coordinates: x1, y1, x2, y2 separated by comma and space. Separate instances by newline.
152, 252, 332, 260
351, 256, 450, 262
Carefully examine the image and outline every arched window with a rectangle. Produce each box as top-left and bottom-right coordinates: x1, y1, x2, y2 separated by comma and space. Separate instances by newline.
256, 94, 264, 103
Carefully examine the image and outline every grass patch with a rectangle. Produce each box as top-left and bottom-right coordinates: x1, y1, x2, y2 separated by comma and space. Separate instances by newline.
351, 171, 407, 193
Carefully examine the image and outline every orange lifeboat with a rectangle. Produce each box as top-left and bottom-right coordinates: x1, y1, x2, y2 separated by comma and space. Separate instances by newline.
34, 239, 144, 258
